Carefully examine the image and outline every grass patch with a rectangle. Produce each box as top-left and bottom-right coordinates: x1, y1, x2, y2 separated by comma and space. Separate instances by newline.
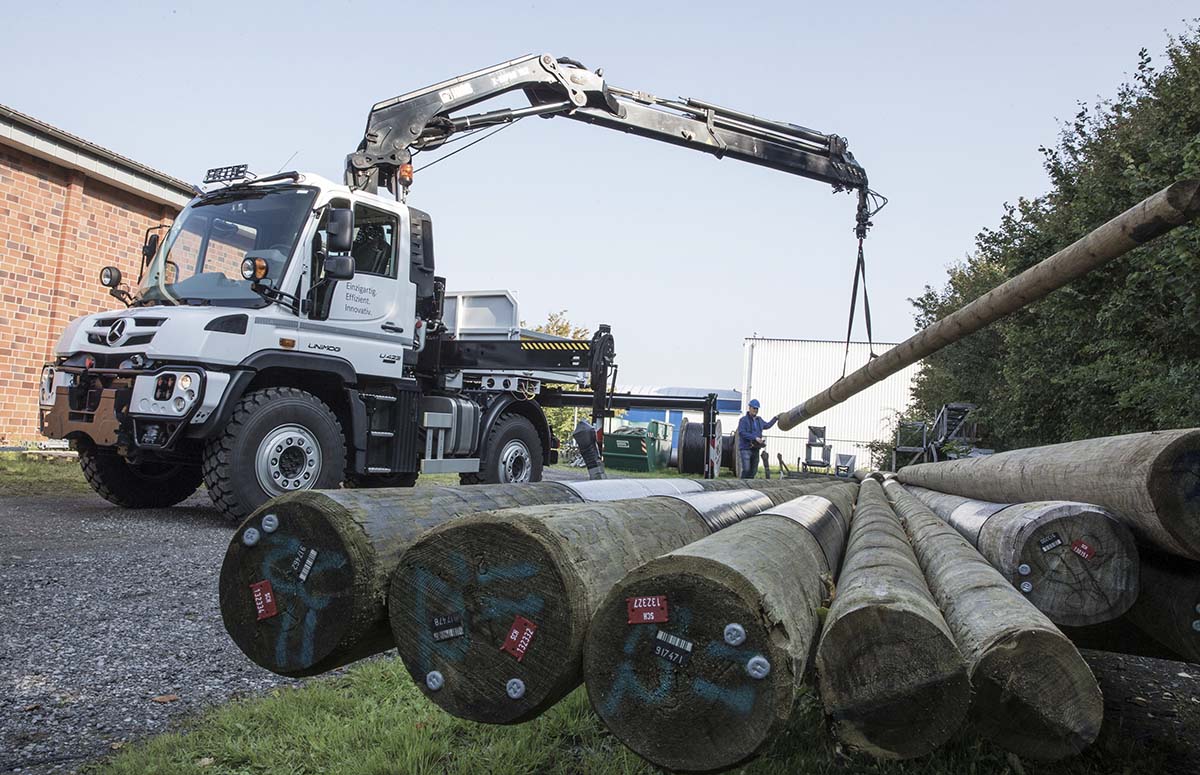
94, 658, 1163, 775
0, 451, 92, 497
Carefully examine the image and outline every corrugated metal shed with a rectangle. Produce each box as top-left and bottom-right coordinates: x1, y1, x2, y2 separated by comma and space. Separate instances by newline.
741, 338, 919, 468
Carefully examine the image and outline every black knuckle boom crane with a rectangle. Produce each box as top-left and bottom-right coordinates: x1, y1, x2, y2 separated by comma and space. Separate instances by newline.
345, 53, 879, 477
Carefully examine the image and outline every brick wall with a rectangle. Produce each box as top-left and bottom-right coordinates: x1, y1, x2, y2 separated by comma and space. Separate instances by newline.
0, 146, 176, 443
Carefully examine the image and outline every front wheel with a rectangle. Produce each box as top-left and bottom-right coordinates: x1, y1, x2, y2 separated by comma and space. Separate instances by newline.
78, 443, 202, 508
460, 414, 543, 485
203, 387, 345, 522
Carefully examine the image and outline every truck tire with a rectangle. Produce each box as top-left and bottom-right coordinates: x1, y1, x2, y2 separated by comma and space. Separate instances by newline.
78, 443, 202, 508
203, 387, 345, 522
460, 413, 543, 485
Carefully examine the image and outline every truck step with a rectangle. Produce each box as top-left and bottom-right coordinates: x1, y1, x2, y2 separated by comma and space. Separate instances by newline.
360, 393, 398, 403
366, 466, 395, 474
369, 431, 396, 439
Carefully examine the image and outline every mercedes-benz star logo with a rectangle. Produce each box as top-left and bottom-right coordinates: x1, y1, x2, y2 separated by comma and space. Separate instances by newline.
106, 319, 128, 346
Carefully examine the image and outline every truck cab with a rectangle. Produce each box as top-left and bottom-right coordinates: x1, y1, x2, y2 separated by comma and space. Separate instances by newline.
39, 169, 593, 521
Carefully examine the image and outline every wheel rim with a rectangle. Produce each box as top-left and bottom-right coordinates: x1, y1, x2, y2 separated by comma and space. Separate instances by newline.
255, 424, 323, 496
498, 439, 532, 483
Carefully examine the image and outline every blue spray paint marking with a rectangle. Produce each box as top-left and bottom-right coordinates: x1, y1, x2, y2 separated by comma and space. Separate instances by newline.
691, 678, 757, 715
600, 606, 693, 716
409, 550, 546, 674
259, 535, 348, 669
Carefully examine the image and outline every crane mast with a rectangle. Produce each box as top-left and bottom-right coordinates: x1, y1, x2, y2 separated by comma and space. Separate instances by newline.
346, 53, 876, 234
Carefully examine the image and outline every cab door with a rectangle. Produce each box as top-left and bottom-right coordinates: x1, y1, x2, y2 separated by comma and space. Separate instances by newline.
303, 200, 416, 377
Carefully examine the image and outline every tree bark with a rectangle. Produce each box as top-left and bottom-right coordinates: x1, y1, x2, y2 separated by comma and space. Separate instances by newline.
388, 482, 832, 724
883, 480, 1103, 760
815, 479, 970, 759
905, 485, 1140, 626
581, 482, 859, 772
219, 477, 755, 677
1124, 548, 1200, 664
898, 429, 1200, 560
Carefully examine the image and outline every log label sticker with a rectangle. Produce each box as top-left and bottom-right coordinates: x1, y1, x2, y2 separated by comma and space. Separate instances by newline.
250, 580, 277, 621
626, 595, 669, 624
431, 613, 465, 642
291, 544, 318, 581
1039, 532, 1064, 553
1071, 539, 1096, 560
653, 630, 693, 666
500, 616, 537, 662
297, 549, 318, 583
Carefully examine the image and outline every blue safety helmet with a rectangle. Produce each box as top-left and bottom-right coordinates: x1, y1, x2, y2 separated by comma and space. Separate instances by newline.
748, 399, 761, 409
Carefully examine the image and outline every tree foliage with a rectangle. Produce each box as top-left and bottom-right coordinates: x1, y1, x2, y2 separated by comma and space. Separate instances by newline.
908, 25, 1200, 451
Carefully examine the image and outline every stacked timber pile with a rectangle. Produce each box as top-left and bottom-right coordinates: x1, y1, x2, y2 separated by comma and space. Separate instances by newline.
898, 429, 1200, 661
219, 477, 782, 676
581, 481, 859, 771
903, 485, 1139, 626
388, 480, 834, 723
883, 480, 1104, 759
815, 479, 971, 758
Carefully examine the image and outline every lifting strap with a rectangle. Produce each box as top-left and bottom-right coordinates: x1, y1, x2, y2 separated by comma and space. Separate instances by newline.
841, 236, 877, 378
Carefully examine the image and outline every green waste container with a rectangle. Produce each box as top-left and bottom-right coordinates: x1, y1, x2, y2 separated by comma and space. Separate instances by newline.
603, 420, 673, 472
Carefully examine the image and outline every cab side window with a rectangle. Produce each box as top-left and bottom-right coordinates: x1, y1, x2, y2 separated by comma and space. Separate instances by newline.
350, 204, 398, 278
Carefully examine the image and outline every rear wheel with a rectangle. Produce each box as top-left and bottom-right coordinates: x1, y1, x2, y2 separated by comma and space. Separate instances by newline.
203, 387, 345, 522
78, 443, 202, 508
460, 414, 543, 485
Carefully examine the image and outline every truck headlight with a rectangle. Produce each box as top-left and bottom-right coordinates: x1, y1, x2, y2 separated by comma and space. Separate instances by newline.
40, 366, 55, 406
134, 371, 203, 416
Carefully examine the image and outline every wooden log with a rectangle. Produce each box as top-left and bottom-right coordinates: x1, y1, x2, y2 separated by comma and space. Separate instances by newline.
1124, 548, 1200, 664
882, 480, 1103, 760
776, 180, 1200, 431
905, 485, 1140, 626
815, 479, 970, 759
898, 429, 1200, 560
219, 477, 726, 677
388, 481, 832, 724
581, 482, 859, 772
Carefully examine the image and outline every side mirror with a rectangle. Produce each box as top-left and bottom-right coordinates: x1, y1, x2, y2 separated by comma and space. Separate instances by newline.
100, 266, 122, 288
142, 233, 160, 263
327, 208, 354, 253
323, 255, 355, 281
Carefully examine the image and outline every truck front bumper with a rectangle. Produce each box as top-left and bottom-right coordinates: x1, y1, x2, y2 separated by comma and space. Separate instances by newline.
39, 364, 228, 453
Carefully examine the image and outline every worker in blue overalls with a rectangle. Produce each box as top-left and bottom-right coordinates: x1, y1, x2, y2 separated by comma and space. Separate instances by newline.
737, 399, 778, 478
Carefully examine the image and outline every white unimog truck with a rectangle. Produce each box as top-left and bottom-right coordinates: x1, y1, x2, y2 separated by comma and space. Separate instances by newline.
38, 53, 873, 521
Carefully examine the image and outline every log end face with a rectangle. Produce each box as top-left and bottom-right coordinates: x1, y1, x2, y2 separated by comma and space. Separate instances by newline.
389, 519, 577, 724
970, 628, 1103, 761
1003, 505, 1141, 627
583, 561, 799, 772
1149, 437, 1200, 560
218, 494, 367, 677
817, 606, 970, 759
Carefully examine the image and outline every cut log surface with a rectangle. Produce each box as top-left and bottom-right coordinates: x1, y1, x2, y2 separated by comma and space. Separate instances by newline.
883, 480, 1103, 760
388, 482, 831, 724
898, 429, 1200, 560
816, 480, 969, 759
219, 478, 751, 677
581, 482, 859, 772
906, 485, 1140, 627
1124, 549, 1200, 664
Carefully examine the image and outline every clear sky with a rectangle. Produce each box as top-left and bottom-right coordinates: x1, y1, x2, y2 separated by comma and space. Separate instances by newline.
3, 1, 1195, 392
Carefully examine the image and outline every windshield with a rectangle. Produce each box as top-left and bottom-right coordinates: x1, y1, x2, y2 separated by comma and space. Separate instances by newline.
135, 186, 318, 306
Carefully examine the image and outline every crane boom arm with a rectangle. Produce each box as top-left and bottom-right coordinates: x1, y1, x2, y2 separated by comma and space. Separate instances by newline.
346, 53, 869, 203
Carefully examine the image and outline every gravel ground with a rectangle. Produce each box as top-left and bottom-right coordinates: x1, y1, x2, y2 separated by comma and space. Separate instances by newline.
0, 490, 300, 774
0, 469, 587, 774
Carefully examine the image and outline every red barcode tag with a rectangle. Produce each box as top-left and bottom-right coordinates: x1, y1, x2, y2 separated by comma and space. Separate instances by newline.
1071, 540, 1096, 560
500, 616, 537, 662
626, 595, 669, 624
251, 580, 277, 621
